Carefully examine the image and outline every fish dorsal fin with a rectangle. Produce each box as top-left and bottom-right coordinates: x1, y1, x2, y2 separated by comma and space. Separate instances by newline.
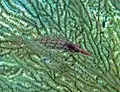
37, 34, 70, 42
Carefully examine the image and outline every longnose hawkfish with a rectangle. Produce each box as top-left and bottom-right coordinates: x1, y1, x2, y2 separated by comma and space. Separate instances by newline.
35, 36, 91, 56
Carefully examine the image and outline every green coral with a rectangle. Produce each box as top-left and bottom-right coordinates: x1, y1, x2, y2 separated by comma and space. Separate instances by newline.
0, 0, 120, 92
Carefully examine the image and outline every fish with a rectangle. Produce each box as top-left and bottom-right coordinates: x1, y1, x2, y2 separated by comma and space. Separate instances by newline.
35, 36, 91, 56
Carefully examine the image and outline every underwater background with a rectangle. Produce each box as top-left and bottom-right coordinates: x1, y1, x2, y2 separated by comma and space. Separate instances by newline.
0, 0, 120, 92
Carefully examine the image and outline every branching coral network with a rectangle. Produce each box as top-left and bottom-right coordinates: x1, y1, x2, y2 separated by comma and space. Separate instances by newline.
0, 0, 120, 92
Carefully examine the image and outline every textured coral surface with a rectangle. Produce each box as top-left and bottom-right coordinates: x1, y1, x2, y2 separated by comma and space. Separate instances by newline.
0, 0, 120, 92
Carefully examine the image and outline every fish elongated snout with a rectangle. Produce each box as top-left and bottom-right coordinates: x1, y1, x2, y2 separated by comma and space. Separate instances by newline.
79, 49, 92, 56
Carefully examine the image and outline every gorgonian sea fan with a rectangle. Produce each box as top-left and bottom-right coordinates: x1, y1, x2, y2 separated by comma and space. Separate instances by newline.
37, 36, 91, 56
